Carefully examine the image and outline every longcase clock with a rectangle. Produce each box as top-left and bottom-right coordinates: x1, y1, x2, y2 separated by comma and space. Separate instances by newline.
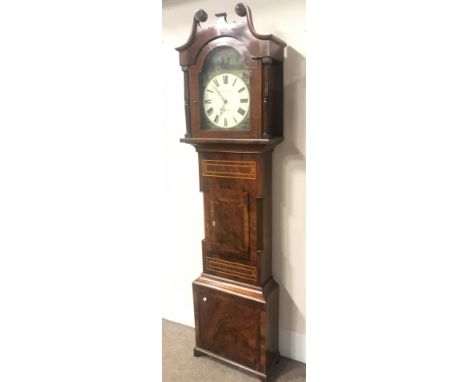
175, 3, 286, 381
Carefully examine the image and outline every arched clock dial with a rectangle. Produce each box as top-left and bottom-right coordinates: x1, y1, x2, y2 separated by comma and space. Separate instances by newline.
202, 73, 250, 129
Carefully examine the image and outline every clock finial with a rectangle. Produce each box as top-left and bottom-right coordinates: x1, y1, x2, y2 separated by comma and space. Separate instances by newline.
235, 3, 247, 17
194, 9, 208, 23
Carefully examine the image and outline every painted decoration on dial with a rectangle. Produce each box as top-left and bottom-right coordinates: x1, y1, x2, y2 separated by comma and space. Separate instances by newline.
203, 73, 250, 129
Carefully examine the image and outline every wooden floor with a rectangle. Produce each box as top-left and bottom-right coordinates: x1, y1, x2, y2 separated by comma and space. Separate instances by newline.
163, 319, 306, 381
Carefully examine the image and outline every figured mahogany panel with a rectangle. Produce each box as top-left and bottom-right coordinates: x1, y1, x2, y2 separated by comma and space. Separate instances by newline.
195, 285, 260, 370
205, 189, 250, 259
193, 275, 280, 378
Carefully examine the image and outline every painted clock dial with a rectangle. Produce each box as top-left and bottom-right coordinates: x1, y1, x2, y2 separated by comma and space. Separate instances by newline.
202, 73, 250, 129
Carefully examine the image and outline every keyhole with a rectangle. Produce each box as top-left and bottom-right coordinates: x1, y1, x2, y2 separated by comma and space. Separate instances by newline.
203, 297, 207, 302
212, 220, 216, 227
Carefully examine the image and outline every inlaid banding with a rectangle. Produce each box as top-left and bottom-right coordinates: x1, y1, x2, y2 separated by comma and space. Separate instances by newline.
202, 160, 256, 180
206, 257, 257, 281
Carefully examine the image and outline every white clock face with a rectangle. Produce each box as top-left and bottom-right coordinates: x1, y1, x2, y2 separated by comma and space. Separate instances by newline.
202, 73, 250, 129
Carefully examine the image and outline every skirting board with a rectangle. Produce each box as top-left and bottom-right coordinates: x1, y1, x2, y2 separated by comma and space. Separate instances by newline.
279, 327, 306, 363
162, 313, 306, 363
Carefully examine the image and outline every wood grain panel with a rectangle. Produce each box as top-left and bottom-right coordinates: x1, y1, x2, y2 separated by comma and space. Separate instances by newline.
202, 159, 256, 180
196, 286, 260, 370
206, 189, 250, 259
206, 257, 257, 281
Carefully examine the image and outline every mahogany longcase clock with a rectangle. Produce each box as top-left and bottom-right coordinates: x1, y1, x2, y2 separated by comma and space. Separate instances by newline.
176, 3, 286, 381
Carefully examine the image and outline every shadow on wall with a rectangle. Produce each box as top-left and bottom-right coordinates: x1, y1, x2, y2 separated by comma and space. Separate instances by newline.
273, 45, 306, 335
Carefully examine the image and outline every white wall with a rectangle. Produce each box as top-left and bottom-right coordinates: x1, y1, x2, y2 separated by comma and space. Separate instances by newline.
1, 2, 161, 381
309, 1, 468, 381
160, 0, 306, 362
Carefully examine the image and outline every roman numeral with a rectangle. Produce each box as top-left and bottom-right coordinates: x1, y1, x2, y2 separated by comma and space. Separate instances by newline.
237, 108, 246, 115
204, 99, 212, 104
224, 118, 227, 127
232, 78, 237, 86
238, 87, 246, 93
214, 115, 219, 123
213, 79, 220, 87
223, 75, 228, 84
207, 107, 214, 116
240, 98, 248, 103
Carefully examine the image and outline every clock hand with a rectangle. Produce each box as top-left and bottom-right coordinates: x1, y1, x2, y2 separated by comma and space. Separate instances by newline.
213, 87, 227, 104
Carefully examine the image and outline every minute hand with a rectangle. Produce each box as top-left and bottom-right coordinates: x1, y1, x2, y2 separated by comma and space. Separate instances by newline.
214, 87, 227, 104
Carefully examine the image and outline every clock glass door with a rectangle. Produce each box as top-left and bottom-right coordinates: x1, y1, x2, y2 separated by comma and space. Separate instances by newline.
199, 46, 251, 131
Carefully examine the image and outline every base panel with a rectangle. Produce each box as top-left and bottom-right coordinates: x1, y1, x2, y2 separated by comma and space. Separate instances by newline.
192, 275, 279, 380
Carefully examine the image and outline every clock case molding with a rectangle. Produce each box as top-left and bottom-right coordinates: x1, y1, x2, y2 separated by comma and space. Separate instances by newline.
176, 4, 286, 381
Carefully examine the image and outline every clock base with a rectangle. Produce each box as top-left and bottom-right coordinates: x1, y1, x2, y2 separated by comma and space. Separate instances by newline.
193, 345, 280, 381
192, 275, 279, 380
